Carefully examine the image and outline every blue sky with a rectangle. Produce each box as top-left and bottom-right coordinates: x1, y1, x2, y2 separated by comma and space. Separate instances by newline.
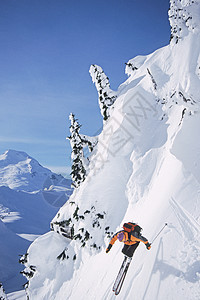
0, 0, 170, 176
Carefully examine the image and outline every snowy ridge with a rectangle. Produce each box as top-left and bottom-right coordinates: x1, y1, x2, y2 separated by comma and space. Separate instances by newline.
23, 2, 200, 299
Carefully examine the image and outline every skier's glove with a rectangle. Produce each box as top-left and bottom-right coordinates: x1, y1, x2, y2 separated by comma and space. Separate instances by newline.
106, 244, 112, 253
146, 242, 151, 250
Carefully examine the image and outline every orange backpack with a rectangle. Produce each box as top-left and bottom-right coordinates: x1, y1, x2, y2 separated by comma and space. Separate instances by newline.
123, 222, 142, 234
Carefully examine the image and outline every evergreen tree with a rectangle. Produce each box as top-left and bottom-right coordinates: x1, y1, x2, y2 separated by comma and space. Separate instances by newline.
0, 283, 7, 300
80, 134, 98, 154
169, 0, 198, 44
67, 113, 86, 188
89, 64, 117, 121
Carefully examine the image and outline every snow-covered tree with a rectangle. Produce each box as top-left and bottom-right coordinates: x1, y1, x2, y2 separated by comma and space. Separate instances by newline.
0, 283, 7, 300
67, 113, 87, 188
169, 0, 200, 44
89, 64, 117, 121
80, 134, 98, 155
67, 114, 98, 188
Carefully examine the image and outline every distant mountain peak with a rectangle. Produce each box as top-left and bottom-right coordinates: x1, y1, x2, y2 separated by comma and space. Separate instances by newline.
0, 150, 66, 192
0, 149, 29, 162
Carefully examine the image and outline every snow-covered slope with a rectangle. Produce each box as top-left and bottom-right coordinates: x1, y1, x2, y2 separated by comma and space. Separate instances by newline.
22, 1, 200, 299
0, 150, 73, 294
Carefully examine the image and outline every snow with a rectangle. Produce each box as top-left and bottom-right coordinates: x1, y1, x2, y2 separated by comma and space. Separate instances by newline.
17, 234, 41, 242
171, 111, 200, 182
7, 290, 26, 300
3, 0, 200, 299
0, 150, 72, 294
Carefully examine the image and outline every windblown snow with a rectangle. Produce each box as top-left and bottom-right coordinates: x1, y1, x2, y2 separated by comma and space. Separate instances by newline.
3, 0, 200, 299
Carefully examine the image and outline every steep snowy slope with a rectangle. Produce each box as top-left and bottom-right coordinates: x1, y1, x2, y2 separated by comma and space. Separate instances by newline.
23, 1, 200, 299
0, 150, 73, 294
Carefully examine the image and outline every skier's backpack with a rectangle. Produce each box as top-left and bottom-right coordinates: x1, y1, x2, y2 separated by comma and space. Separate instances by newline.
123, 222, 142, 234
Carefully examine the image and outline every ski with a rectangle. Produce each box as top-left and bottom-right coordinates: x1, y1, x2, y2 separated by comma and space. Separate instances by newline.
113, 256, 132, 295
112, 256, 127, 292
114, 258, 131, 295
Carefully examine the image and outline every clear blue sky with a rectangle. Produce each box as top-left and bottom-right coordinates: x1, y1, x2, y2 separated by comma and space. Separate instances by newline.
0, 0, 170, 176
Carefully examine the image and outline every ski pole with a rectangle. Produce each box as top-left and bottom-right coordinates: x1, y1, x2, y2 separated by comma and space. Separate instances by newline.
150, 223, 168, 245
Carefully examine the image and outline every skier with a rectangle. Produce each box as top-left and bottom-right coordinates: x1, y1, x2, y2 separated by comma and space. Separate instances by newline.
106, 222, 151, 258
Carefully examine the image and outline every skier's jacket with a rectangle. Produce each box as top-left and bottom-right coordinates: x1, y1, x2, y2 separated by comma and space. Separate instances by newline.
109, 230, 149, 246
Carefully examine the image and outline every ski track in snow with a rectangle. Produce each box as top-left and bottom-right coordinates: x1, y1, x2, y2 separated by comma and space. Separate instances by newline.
123, 263, 144, 300
170, 197, 200, 243
142, 238, 165, 300
121, 195, 200, 300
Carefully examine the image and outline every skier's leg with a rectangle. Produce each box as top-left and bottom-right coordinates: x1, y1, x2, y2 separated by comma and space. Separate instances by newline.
113, 243, 141, 295
121, 244, 129, 256
122, 242, 140, 258
129, 242, 140, 257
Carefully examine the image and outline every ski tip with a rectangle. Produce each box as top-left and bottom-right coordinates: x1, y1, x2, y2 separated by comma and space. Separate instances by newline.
115, 291, 120, 296
113, 289, 118, 295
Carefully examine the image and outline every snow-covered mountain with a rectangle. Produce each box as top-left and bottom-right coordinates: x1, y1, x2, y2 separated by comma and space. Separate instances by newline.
19, 1, 200, 299
0, 150, 72, 294
0, 149, 67, 192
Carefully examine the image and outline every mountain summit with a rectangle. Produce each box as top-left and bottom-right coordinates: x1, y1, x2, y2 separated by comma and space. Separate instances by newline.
0, 149, 66, 192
